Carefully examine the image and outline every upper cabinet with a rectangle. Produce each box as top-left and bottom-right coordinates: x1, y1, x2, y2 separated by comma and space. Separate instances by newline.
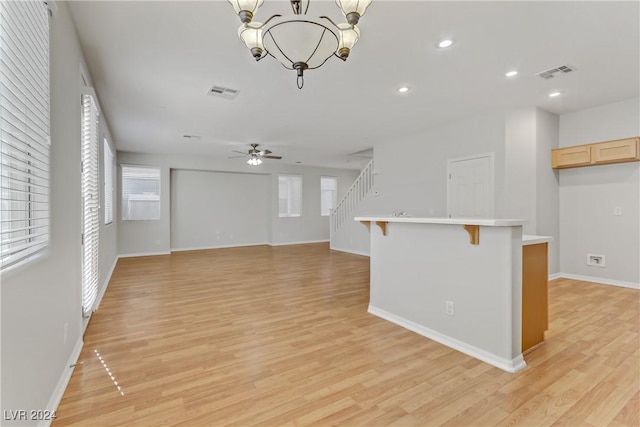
552, 137, 639, 169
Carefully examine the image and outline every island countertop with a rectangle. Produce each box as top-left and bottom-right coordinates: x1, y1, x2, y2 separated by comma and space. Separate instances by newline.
354, 216, 527, 227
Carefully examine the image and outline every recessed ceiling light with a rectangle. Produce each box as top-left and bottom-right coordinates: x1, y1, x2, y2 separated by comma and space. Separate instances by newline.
438, 39, 453, 48
549, 91, 561, 97
505, 70, 518, 77
397, 86, 410, 93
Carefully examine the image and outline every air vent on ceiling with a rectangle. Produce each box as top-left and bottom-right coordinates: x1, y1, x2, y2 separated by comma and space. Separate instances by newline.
536, 64, 576, 79
208, 85, 240, 100
182, 134, 200, 140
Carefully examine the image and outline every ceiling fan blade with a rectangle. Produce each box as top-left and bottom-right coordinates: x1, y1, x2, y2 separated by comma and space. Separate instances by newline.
232, 150, 248, 155
263, 155, 282, 160
261, 149, 272, 155
228, 155, 247, 159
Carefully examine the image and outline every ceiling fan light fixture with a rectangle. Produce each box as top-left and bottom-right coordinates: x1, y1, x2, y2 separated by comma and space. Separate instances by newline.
228, 0, 264, 23
247, 156, 263, 166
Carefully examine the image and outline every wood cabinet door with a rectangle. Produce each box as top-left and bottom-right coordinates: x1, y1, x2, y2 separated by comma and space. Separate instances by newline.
551, 145, 591, 168
592, 137, 639, 165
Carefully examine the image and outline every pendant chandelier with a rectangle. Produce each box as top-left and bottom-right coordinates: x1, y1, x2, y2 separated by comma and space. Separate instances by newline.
229, 0, 372, 89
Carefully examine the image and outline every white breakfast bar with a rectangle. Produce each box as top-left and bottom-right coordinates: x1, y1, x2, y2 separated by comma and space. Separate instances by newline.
355, 216, 551, 373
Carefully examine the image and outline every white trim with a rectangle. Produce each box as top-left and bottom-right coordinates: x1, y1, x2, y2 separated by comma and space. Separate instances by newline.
548, 272, 563, 280
118, 251, 171, 258
40, 336, 83, 427
554, 273, 639, 290
329, 246, 370, 257
446, 152, 495, 219
171, 243, 269, 252
269, 240, 329, 247
368, 305, 526, 373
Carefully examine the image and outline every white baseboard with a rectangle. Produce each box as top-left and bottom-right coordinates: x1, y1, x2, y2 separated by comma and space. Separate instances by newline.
329, 246, 370, 257
548, 273, 563, 280
40, 336, 83, 427
171, 243, 269, 252
555, 273, 639, 290
368, 305, 526, 373
269, 240, 329, 247
118, 251, 171, 258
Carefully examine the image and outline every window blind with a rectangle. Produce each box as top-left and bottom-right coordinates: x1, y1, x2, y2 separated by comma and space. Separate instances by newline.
278, 175, 302, 217
0, 0, 50, 272
122, 165, 161, 220
320, 176, 337, 216
81, 92, 99, 316
103, 139, 113, 224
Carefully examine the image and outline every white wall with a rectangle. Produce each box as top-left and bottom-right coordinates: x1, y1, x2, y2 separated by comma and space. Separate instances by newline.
535, 108, 560, 275
559, 97, 640, 286
117, 152, 358, 255
1, 2, 118, 423
171, 170, 270, 250
505, 108, 537, 234
366, 111, 507, 218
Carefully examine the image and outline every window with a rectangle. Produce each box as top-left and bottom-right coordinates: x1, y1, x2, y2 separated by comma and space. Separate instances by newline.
103, 139, 113, 224
320, 176, 337, 216
278, 175, 301, 217
81, 92, 99, 316
122, 165, 161, 220
0, 0, 50, 272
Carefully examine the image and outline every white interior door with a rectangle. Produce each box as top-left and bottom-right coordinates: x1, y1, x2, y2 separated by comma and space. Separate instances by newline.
447, 153, 494, 218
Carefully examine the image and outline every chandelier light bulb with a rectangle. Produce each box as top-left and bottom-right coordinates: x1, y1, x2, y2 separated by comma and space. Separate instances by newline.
247, 157, 263, 166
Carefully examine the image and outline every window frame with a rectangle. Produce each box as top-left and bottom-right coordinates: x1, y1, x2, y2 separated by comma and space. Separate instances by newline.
320, 176, 337, 216
103, 138, 114, 225
0, 0, 51, 273
121, 164, 161, 221
278, 174, 302, 218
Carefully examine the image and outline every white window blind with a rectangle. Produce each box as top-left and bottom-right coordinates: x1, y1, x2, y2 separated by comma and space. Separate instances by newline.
122, 165, 160, 220
0, 0, 50, 272
81, 92, 99, 316
320, 176, 337, 216
103, 139, 113, 224
278, 175, 302, 217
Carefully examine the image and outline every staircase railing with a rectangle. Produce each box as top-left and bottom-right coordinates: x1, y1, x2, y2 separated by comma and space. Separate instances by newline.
330, 160, 374, 233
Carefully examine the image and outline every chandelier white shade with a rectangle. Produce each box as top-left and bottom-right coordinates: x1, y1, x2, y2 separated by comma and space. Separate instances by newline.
229, 0, 264, 23
335, 0, 372, 25
228, 0, 370, 88
263, 16, 339, 70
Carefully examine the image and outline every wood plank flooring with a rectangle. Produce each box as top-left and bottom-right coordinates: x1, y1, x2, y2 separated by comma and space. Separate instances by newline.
54, 243, 639, 426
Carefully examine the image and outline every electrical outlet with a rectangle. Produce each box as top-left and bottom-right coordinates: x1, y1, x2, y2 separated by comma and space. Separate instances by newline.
614, 207, 622, 216
445, 300, 454, 316
587, 254, 606, 268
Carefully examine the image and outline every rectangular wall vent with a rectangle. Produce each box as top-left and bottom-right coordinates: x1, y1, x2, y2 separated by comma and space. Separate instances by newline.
208, 85, 240, 100
536, 64, 576, 79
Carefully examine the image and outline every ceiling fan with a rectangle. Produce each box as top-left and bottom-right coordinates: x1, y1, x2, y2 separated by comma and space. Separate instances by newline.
230, 143, 283, 166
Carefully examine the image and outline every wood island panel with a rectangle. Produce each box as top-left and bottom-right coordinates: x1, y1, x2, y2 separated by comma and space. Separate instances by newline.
522, 242, 548, 353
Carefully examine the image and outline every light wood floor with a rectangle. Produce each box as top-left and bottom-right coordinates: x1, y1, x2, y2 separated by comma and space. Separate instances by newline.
54, 243, 639, 426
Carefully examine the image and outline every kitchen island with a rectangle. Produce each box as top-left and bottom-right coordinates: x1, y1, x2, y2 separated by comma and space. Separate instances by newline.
355, 216, 550, 373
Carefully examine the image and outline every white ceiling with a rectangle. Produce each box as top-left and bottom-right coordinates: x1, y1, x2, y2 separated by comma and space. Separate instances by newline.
68, 1, 640, 169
